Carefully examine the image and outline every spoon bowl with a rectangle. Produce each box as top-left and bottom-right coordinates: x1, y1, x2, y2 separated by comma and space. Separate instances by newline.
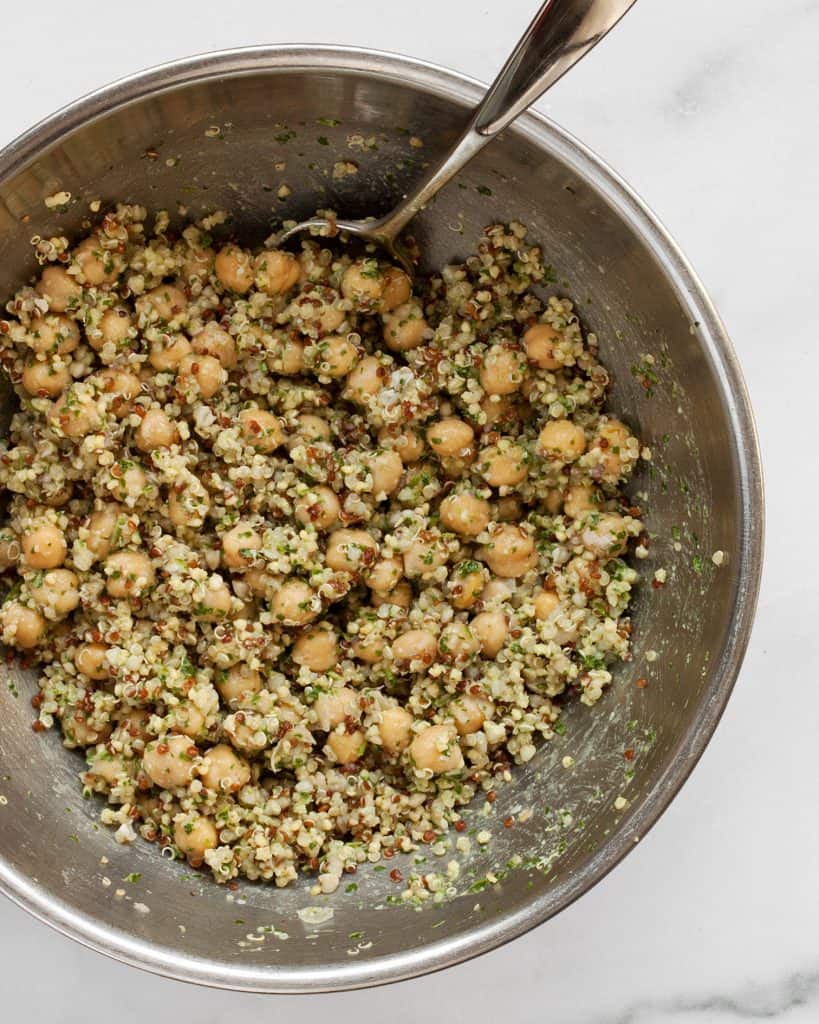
277, 0, 638, 267
276, 215, 416, 275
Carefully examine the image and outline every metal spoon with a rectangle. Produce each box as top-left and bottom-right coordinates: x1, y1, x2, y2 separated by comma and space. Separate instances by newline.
278, 0, 638, 271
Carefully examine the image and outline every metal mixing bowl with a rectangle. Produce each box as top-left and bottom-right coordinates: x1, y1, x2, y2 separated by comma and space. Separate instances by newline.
0, 46, 763, 992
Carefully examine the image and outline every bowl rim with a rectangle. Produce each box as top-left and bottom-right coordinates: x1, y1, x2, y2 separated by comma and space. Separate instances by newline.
0, 43, 764, 993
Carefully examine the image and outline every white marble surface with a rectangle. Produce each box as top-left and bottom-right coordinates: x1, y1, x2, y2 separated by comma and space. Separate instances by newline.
1, 0, 816, 1019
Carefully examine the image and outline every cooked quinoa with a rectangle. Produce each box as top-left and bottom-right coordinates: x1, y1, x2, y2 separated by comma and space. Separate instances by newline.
0, 206, 645, 888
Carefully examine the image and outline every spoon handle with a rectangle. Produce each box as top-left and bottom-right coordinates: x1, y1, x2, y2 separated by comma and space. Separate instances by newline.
376, 0, 638, 243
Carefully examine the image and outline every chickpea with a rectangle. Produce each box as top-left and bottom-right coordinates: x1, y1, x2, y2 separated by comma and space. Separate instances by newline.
62, 709, 111, 747
194, 578, 234, 621
76, 642, 109, 680
85, 504, 122, 561
270, 578, 319, 626
480, 344, 526, 395
182, 247, 215, 284
167, 483, 207, 529
221, 522, 263, 569
325, 529, 378, 574
93, 306, 133, 350
403, 533, 449, 578
470, 610, 508, 658
327, 729, 366, 765
86, 754, 130, 786
294, 486, 341, 532
392, 629, 437, 670
538, 419, 587, 462
379, 706, 413, 754
137, 284, 188, 324
104, 550, 155, 598
240, 567, 274, 598
371, 450, 404, 498
495, 496, 524, 522
439, 622, 479, 662
170, 702, 206, 739
581, 513, 629, 557
174, 816, 218, 861
378, 425, 424, 463
343, 355, 385, 404
381, 267, 412, 311
97, 303, 133, 348
142, 734, 197, 788
217, 664, 263, 705
277, 336, 305, 376
215, 244, 254, 293
523, 323, 562, 370
43, 482, 74, 509
114, 707, 151, 743
479, 394, 518, 429
1, 601, 45, 649
594, 418, 632, 480
149, 334, 191, 372
49, 391, 102, 438
30, 568, 80, 618
0, 530, 19, 570
315, 334, 359, 378
409, 724, 463, 774
534, 589, 560, 620
448, 563, 485, 610
22, 523, 66, 569
239, 407, 285, 453
36, 266, 82, 312
452, 695, 492, 736
341, 260, 384, 305
26, 315, 80, 356
314, 686, 359, 730
21, 360, 70, 397
318, 304, 345, 334
383, 301, 428, 351
292, 623, 338, 672
135, 408, 178, 451
427, 417, 475, 459
74, 235, 119, 286
288, 413, 331, 450
353, 633, 387, 664
481, 578, 516, 602
192, 322, 237, 370
109, 463, 147, 507
96, 368, 142, 416
367, 555, 403, 595
177, 353, 225, 400
483, 524, 537, 578
562, 485, 594, 518
439, 493, 490, 538
254, 249, 301, 294
200, 743, 251, 792
480, 443, 529, 487
382, 580, 413, 609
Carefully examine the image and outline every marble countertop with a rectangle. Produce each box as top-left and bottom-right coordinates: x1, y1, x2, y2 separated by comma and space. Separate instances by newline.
1, 1, 815, 1020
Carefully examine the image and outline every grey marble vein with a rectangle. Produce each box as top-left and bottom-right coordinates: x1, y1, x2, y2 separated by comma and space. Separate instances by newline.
664, 0, 819, 121
602, 968, 819, 1023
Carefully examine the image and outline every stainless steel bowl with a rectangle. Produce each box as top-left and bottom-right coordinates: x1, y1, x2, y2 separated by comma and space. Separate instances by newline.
0, 46, 763, 992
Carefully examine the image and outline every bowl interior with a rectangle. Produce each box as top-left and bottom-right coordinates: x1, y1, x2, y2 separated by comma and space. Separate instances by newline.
0, 50, 761, 991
